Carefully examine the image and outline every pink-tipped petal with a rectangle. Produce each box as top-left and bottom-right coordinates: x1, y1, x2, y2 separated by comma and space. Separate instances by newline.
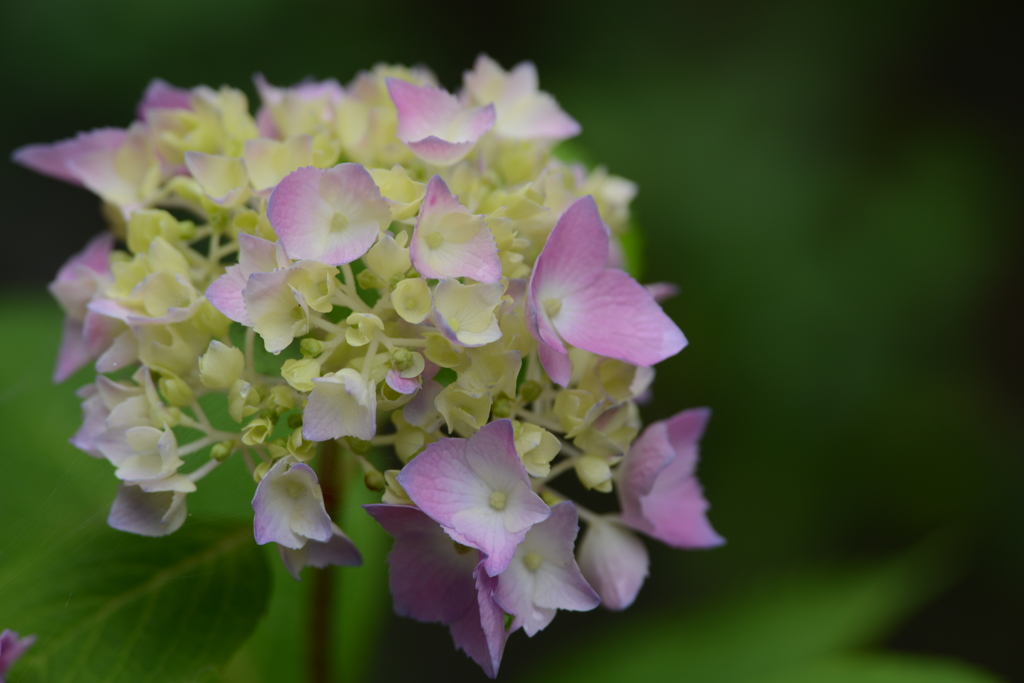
137, 79, 192, 119
527, 196, 686, 369
388, 78, 495, 166
577, 520, 649, 611
448, 565, 507, 678
364, 504, 481, 623
205, 265, 250, 324
108, 485, 188, 537
397, 419, 550, 576
268, 165, 390, 265
385, 369, 421, 395
11, 128, 126, 186
536, 337, 572, 388
53, 318, 91, 383
278, 524, 362, 580
410, 176, 501, 282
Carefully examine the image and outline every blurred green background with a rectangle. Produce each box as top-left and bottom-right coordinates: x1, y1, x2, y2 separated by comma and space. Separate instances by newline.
1, 0, 1021, 681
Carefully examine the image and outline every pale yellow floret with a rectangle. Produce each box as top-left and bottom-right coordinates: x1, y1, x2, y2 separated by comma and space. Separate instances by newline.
435, 384, 492, 436
229, 379, 262, 422
424, 333, 462, 368
281, 358, 322, 392
244, 135, 314, 191
345, 312, 385, 346
390, 278, 431, 324
575, 454, 614, 492
553, 389, 603, 437
513, 421, 561, 478
242, 417, 274, 446
382, 469, 414, 505
368, 166, 426, 221
199, 340, 245, 389
288, 262, 339, 313
127, 210, 186, 255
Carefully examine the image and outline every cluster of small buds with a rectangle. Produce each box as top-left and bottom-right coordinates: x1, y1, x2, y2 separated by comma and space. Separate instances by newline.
15, 55, 723, 677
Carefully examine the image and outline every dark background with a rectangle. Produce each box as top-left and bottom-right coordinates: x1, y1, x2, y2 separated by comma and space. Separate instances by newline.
1, 0, 1021, 680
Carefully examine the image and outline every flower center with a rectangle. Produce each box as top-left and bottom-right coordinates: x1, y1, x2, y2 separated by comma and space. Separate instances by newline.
289, 305, 304, 321
425, 232, 444, 249
330, 212, 349, 232
523, 552, 542, 571
543, 298, 562, 318
285, 480, 306, 499
448, 318, 461, 332
489, 490, 507, 510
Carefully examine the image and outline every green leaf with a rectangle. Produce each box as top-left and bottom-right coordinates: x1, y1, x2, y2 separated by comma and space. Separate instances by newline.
758, 655, 1003, 683
0, 521, 271, 683
520, 549, 958, 683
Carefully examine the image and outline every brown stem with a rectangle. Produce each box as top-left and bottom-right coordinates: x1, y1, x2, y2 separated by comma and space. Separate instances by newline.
308, 438, 342, 683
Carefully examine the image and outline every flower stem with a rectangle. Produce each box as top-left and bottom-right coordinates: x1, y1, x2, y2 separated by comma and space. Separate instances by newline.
308, 438, 343, 683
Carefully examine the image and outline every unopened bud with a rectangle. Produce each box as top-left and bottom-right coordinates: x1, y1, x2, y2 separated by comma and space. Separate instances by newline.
357, 269, 386, 290
158, 375, 194, 407
242, 417, 274, 446
346, 436, 372, 455
211, 440, 234, 462
365, 470, 385, 491
491, 395, 513, 419
391, 347, 414, 371
300, 338, 324, 358
253, 460, 271, 483
518, 380, 542, 403
267, 385, 294, 414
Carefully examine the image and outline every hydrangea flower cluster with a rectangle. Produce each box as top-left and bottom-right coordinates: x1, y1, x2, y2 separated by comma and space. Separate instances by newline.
14, 55, 723, 677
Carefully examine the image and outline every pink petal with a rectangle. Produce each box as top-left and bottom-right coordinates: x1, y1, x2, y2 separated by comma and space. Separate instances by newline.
0, 629, 37, 676
137, 78, 192, 120
11, 128, 126, 186
646, 282, 680, 302
387, 78, 495, 166
643, 408, 723, 548
278, 524, 363, 580
536, 337, 571, 387
617, 421, 675, 533
410, 175, 501, 282
364, 504, 481, 623
108, 484, 187, 537
397, 419, 550, 576
205, 265, 251, 324
576, 520, 649, 611
268, 165, 390, 265
385, 369, 421, 395
53, 318, 91, 383
448, 565, 507, 678
527, 196, 686, 368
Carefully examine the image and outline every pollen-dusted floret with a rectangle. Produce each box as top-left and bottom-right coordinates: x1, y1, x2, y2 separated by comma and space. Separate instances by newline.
22, 55, 718, 679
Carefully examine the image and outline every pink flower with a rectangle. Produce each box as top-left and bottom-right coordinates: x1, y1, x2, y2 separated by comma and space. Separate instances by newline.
364, 504, 507, 678
47, 233, 117, 382
397, 419, 551, 576
494, 502, 599, 635
526, 196, 686, 386
12, 128, 126, 186
462, 55, 580, 141
410, 176, 501, 283
108, 484, 188, 537
206, 233, 289, 325
136, 78, 192, 120
0, 629, 36, 683
618, 408, 724, 549
277, 524, 362, 580
576, 518, 649, 611
252, 459, 333, 549
267, 164, 392, 265
387, 78, 495, 166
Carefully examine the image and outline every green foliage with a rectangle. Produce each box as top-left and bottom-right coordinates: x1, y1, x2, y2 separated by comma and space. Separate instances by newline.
520, 549, 1000, 683
0, 522, 271, 683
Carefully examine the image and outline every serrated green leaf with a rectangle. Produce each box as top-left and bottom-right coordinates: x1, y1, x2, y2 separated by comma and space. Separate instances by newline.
1, 521, 271, 683
520, 549, 956, 683
758, 655, 1003, 683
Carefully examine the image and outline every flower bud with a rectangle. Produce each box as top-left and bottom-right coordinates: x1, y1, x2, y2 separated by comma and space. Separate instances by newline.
382, 469, 413, 505
491, 395, 513, 419
518, 379, 543, 403
253, 460, 272, 483
242, 417, 274, 445
267, 385, 295, 414
575, 454, 613, 492
357, 269, 387, 290
300, 338, 324, 358
158, 374, 194, 407
199, 340, 245, 390
281, 358, 321, 392
346, 436, 372, 455
229, 379, 261, 422
127, 209, 179, 254
345, 312, 385, 346
211, 440, 234, 462
391, 347, 415, 372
